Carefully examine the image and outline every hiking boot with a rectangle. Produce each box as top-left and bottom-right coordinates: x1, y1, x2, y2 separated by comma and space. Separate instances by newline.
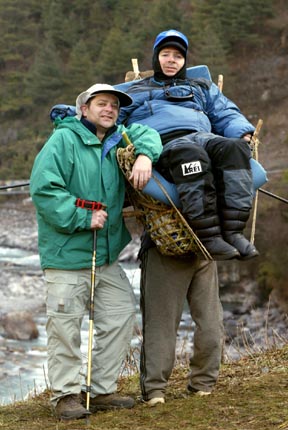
201, 236, 240, 260
55, 394, 91, 420
187, 215, 240, 260
142, 397, 165, 407
187, 384, 212, 397
223, 232, 259, 260
82, 392, 135, 411
221, 209, 259, 260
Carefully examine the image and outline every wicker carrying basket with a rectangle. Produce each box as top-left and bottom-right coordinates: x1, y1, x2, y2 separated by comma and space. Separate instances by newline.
117, 144, 211, 259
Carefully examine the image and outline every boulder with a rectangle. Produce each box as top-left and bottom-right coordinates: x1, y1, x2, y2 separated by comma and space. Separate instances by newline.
0, 311, 39, 340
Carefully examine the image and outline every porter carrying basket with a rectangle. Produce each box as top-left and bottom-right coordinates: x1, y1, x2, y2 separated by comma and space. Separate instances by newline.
117, 143, 211, 259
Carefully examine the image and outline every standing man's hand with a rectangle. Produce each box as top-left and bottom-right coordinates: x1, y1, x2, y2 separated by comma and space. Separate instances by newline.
129, 155, 152, 190
90, 209, 108, 230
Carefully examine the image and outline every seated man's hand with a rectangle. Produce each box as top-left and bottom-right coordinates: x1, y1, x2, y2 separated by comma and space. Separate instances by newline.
242, 133, 252, 142
129, 155, 152, 190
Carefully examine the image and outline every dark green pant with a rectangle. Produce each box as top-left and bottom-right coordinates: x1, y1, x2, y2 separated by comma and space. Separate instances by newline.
140, 248, 223, 400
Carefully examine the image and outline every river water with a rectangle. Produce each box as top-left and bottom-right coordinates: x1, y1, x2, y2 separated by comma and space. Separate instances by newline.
0, 247, 194, 405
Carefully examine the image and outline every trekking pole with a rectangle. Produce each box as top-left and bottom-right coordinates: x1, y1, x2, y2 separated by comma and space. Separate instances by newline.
86, 228, 97, 413
0, 182, 30, 190
258, 187, 288, 204
75, 198, 106, 415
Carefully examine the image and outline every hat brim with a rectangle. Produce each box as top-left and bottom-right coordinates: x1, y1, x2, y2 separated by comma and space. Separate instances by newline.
157, 41, 187, 57
88, 89, 132, 108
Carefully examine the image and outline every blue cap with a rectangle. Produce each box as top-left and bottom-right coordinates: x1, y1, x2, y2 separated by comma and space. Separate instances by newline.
153, 29, 189, 52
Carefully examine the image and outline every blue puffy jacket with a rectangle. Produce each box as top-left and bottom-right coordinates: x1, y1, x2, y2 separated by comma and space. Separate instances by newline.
117, 76, 255, 139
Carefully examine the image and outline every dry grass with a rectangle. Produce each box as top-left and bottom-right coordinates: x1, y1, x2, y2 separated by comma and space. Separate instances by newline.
0, 343, 287, 430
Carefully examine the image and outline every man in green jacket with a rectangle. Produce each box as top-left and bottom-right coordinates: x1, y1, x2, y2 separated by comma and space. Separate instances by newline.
30, 83, 162, 420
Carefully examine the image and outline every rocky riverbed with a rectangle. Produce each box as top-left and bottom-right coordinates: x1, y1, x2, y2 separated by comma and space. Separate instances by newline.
0, 198, 287, 346
0, 198, 287, 403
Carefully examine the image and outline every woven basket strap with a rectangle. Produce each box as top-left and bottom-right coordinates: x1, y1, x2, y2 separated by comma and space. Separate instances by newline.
151, 174, 212, 260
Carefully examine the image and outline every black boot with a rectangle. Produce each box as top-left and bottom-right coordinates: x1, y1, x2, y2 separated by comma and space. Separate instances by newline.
188, 215, 240, 261
221, 209, 259, 260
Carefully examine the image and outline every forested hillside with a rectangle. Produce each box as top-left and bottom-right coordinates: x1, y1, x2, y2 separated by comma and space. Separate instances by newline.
0, 0, 287, 300
0, 0, 282, 178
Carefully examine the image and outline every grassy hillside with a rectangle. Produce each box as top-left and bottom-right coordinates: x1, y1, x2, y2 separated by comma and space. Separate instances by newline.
0, 344, 287, 430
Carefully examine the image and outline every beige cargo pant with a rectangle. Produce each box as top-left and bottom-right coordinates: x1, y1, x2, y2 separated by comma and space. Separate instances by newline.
44, 261, 136, 406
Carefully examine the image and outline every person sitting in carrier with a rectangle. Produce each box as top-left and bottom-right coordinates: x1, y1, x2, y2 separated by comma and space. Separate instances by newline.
117, 29, 259, 260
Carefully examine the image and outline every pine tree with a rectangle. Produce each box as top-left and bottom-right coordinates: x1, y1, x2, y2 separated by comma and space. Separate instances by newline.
64, 40, 95, 101
24, 37, 65, 107
214, 0, 274, 52
188, 0, 229, 78
41, 0, 75, 54
145, 0, 183, 37
0, 0, 43, 115
96, 0, 150, 83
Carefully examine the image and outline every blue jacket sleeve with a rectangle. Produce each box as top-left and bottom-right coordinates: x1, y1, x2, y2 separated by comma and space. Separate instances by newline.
204, 83, 255, 138
117, 95, 145, 125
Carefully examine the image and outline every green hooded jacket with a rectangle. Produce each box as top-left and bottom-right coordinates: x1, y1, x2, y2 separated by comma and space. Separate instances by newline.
30, 117, 162, 269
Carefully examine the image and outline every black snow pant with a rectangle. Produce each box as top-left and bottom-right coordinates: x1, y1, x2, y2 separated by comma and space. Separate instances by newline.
155, 132, 258, 260
156, 131, 254, 220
